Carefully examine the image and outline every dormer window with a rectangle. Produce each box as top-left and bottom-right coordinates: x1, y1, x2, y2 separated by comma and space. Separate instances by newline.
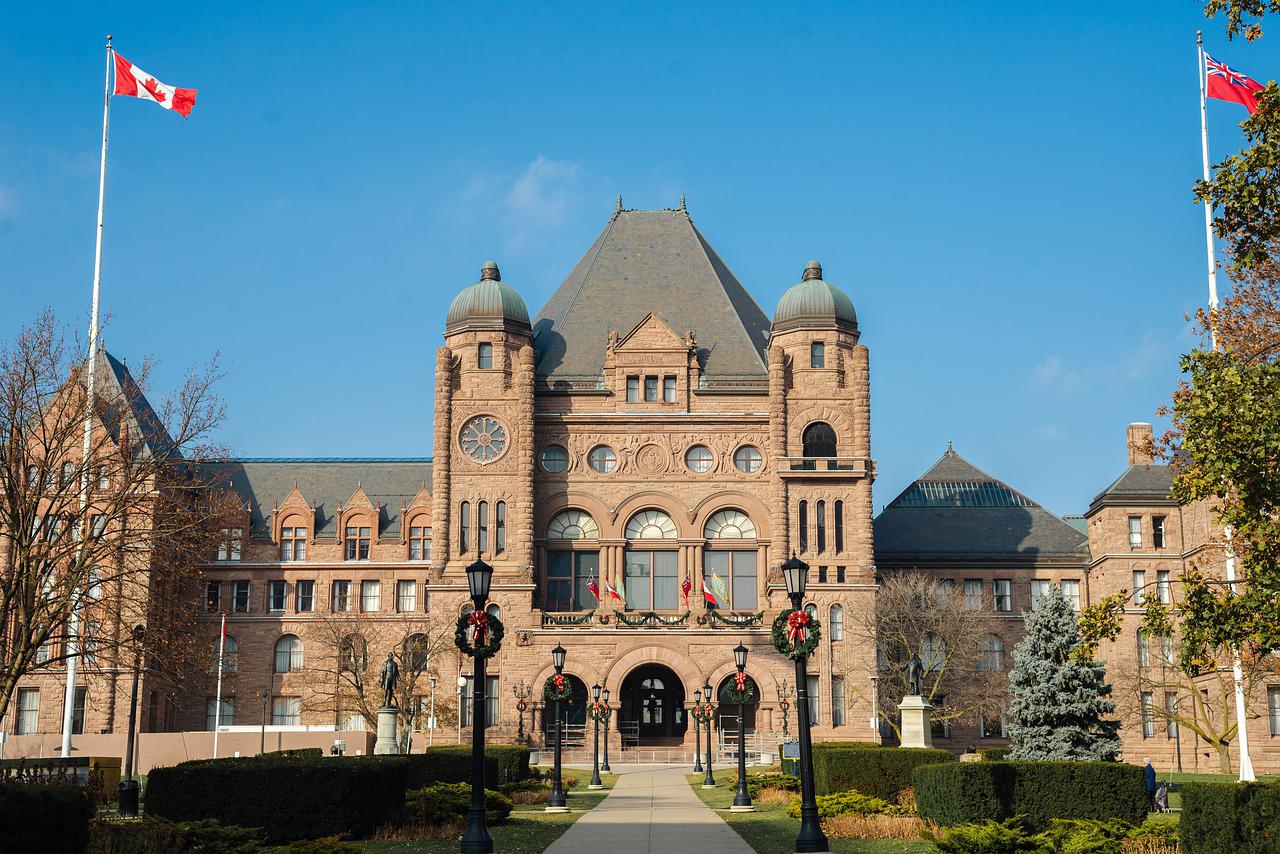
218, 528, 243, 562
280, 524, 307, 561
477, 342, 493, 369
810, 341, 825, 368
345, 524, 371, 560
626, 376, 639, 402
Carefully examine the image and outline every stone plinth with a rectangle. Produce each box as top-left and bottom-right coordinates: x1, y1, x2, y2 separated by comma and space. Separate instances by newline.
374, 707, 399, 755
897, 695, 933, 749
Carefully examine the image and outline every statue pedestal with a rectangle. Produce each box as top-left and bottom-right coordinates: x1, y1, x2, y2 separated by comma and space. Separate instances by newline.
897, 695, 933, 749
374, 706, 400, 755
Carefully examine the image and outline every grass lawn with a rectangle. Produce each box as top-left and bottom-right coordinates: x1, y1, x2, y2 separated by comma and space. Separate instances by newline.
686, 773, 932, 854
362, 772, 616, 854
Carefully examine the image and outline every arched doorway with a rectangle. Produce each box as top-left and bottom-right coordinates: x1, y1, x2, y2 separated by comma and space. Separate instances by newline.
543, 674, 588, 745
620, 664, 687, 745
715, 674, 759, 734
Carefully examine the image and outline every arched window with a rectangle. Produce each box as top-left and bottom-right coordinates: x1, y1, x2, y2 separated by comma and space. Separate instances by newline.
459, 501, 471, 554
802, 422, 837, 458
829, 605, 844, 641
61, 462, 75, 489
345, 518, 371, 561
404, 633, 430, 672
280, 519, 308, 561
409, 521, 432, 561
478, 501, 489, 554
495, 502, 506, 554
979, 634, 1005, 672
213, 635, 238, 673
798, 501, 809, 552
816, 501, 826, 553
804, 603, 818, 620
834, 501, 844, 553
625, 510, 677, 540
339, 634, 367, 674
920, 634, 946, 673
704, 509, 757, 539
273, 634, 303, 674
548, 510, 599, 540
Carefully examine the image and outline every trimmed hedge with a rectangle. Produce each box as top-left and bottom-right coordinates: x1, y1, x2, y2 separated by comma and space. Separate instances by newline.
403, 745, 531, 789
146, 755, 409, 843
0, 781, 92, 854
977, 747, 1010, 761
913, 760, 1147, 829
405, 782, 514, 825
88, 818, 264, 854
810, 744, 954, 800
1181, 781, 1280, 854
257, 748, 324, 761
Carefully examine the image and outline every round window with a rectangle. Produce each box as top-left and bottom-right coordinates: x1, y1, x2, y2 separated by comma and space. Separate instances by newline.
459, 415, 508, 464
541, 445, 569, 473
733, 445, 763, 473
588, 445, 617, 473
685, 445, 714, 473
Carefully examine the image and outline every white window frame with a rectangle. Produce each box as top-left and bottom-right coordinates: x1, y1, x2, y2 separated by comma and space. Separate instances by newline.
268, 580, 287, 612
397, 580, 417, 612
1060, 579, 1081, 612
361, 580, 381, 612
1128, 516, 1142, 548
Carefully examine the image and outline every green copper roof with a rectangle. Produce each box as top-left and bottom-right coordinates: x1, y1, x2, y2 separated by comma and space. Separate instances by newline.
446, 261, 531, 331
772, 260, 858, 333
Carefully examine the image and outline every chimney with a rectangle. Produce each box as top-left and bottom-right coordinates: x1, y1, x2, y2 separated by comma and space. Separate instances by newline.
1126, 423, 1154, 466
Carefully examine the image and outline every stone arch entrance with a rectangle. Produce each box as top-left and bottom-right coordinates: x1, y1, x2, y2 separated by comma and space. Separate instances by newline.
620, 664, 688, 746
542, 673, 588, 737
715, 674, 759, 732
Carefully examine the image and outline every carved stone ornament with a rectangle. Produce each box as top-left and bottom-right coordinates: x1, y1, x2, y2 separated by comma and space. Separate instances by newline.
636, 443, 668, 475
516, 630, 532, 647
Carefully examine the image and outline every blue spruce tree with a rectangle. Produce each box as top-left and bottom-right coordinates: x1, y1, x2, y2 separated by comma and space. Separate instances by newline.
1007, 585, 1121, 761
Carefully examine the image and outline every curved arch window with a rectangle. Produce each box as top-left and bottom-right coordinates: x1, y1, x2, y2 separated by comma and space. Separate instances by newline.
280, 522, 308, 561
920, 634, 946, 673
834, 501, 844, 553
588, 445, 617, 474
625, 510, 677, 540
541, 445, 569, 473
733, 445, 763, 473
404, 633, 430, 672
704, 509, 757, 540
214, 635, 238, 673
979, 634, 1005, 672
802, 422, 837, 458
478, 501, 489, 554
684, 445, 714, 473
829, 605, 844, 641
345, 520, 371, 561
495, 501, 506, 554
273, 634, 303, 674
459, 502, 470, 554
409, 523, 432, 561
339, 634, 367, 674
548, 510, 599, 540
816, 501, 827, 553
486, 603, 500, 620
798, 501, 809, 552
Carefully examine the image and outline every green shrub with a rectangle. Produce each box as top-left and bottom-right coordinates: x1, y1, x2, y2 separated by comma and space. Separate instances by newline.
1128, 815, 1179, 842
0, 781, 92, 854
263, 838, 364, 853
810, 745, 954, 800
913, 761, 1146, 829
146, 756, 408, 843
258, 748, 324, 761
744, 772, 800, 798
1181, 781, 1280, 854
979, 748, 1011, 761
404, 782, 513, 825
785, 789, 909, 820
88, 818, 265, 854
931, 816, 1135, 854
402, 745, 530, 789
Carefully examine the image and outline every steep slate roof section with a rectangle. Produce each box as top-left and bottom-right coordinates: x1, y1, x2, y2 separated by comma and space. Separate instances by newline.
97, 351, 180, 461
532, 208, 772, 384
202, 459, 433, 539
1088, 464, 1175, 513
874, 447, 1089, 559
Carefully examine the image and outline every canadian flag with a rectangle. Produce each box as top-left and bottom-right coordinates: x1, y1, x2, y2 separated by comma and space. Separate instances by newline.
113, 52, 197, 118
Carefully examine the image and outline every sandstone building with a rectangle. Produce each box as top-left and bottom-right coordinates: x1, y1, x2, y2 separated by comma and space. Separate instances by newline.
5, 203, 1277, 773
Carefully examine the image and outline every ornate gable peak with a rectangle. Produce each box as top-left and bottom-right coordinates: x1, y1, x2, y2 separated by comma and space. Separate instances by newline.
408, 482, 432, 510
615, 312, 690, 353
344, 483, 375, 511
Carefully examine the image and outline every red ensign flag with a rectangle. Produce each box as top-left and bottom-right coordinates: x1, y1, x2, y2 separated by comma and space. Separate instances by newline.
1205, 53, 1264, 114
113, 52, 197, 117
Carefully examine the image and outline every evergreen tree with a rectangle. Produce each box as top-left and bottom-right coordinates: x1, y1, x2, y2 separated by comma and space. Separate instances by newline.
1006, 586, 1122, 761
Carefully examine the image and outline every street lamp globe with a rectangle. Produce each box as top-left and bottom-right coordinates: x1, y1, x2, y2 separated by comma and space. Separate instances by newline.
551, 643, 567, 673
602, 687, 610, 704
702, 682, 712, 702
465, 557, 494, 602
782, 553, 808, 601
592, 683, 601, 701
733, 643, 748, 672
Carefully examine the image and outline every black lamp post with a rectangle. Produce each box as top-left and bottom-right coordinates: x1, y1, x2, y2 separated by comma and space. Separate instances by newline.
782, 553, 828, 853
259, 690, 269, 755
732, 643, 753, 811
117, 624, 145, 817
589, 683, 603, 788
546, 643, 568, 811
601, 686, 611, 772
701, 681, 715, 787
692, 685, 703, 773
460, 557, 495, 854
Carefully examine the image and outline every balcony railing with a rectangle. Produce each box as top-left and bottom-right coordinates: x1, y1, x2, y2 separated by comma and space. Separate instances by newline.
615, 610, 690, 628
781, 455, 867, 473
541, 610, 595, 627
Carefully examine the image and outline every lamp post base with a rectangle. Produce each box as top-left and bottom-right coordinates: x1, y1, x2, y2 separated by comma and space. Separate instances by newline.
117, 779, 140, 818
730, 805, 756, 812
543, 806, 570, 814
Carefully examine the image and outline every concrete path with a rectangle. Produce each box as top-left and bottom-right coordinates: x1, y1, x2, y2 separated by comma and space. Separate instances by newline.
545, 765, 754, 854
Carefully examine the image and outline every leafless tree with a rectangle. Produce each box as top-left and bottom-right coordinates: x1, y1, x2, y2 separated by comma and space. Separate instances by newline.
0, 310, 236, 723
854, 571, 1006, 740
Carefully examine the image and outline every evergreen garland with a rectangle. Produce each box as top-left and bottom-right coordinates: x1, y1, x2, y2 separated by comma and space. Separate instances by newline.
1006, 585, 1122, 761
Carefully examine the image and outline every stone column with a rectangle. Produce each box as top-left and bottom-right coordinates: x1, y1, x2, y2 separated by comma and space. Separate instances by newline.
897, 696, 933, 749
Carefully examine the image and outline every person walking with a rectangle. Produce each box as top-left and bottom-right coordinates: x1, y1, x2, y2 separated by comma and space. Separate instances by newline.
1143, 757, 1157, 812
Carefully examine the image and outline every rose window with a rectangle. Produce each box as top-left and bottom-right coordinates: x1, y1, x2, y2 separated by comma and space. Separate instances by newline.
460, 416, 508, 464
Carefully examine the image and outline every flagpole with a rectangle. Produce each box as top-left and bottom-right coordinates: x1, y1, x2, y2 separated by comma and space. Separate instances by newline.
213, 616, 226, 758
1197, 29, 1255, 783
61, 34, 114, 759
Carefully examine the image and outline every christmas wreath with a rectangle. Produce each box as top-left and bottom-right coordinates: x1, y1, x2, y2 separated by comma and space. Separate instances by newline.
771, 607, 820, 660
544, 673, 574, 703
454, 609, 505, 659
690, 701, 716, 723
721, 671, 757, 705
588, 700, 612, 722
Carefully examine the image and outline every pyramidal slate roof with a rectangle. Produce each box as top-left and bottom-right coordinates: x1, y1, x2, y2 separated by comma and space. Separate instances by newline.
874, 446, 1089, 560
1088, 463, 1175, 513
532, 207, 772, 385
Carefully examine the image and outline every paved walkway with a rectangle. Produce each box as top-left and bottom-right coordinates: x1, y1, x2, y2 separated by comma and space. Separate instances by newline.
545, 765, 753, 854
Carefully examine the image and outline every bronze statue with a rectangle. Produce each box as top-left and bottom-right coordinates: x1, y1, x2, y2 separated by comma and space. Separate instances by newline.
379, 652, 399, 708
905, 653, 924, 697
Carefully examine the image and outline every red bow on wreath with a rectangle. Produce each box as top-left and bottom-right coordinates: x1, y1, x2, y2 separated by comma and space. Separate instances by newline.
467, 610, 488, 645
787, 610, 810, 645
734, 671, 748, 692
552, 674, 566, 692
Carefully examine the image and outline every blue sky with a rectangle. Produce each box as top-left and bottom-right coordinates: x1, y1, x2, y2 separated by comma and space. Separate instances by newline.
3, 2, 1276, 516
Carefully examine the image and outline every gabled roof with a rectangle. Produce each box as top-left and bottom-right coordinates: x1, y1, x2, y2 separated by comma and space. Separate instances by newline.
874, 446, 1089, 560
202, 459, 433, 539
1087, 464, 1175, 513
97, 351, 179, 461
532, 207, 771, 385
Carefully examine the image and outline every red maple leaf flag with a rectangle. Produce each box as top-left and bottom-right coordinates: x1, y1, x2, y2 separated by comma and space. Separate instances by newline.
1205, 53, 1265, 114
113, 52, 197, 118
701, 575, 718, 606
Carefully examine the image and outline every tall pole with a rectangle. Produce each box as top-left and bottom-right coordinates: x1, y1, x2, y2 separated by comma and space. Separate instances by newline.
793, 650, 827, 851
118, 630, 143, 816
547, 697, 566, 809
601, 688, 611, 772
62, 34, 114, 759
1197, 30, 1255, 782
693, 697, 703, 773
589, 684, 602, 789
461, 626, 492, 853
212, 616, 226, 758
701, 683, 715, 788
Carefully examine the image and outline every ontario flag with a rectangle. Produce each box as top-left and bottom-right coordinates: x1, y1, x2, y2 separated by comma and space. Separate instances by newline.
680, 575, 692, 607
1206, 53, 1265, 114
586, 575, 601, 603
113, 52, 197, 118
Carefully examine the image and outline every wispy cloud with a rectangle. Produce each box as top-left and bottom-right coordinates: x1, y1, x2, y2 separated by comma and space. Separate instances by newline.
1031, 356, 1082, 390
458, 156, 586, 251
0, 185, 15, 220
